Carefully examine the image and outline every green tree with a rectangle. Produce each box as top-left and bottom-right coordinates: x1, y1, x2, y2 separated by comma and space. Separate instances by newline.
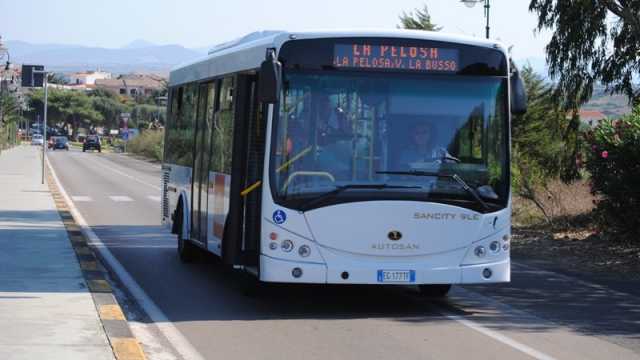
512, 66, 572, 221
0, 92, 21, 149
131, 103, 165, 128
0, 92, 21, 124
529, 0, 640, 107
28, 89, 103, 139
398, 4, 442, 31
92, 95, 128, 131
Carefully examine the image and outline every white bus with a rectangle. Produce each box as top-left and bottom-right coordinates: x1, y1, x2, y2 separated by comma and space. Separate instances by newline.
162, 30, 526, 296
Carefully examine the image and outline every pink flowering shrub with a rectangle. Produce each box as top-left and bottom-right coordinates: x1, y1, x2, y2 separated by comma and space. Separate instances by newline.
582, 106, 640, 236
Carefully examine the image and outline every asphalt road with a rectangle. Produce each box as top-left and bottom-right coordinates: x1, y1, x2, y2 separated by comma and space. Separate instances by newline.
48, 147, 640, 360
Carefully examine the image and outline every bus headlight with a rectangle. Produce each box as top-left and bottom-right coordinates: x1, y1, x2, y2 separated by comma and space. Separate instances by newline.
474, 246, 486, 258
281, 239, 294, 252
461, 230, 510, 266
298, 245, 311, 257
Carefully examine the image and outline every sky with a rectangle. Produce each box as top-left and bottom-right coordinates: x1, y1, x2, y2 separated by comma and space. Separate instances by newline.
0, 0, 551, 59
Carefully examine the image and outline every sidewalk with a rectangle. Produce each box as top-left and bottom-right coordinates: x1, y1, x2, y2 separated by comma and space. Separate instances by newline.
0, 146, 114, 360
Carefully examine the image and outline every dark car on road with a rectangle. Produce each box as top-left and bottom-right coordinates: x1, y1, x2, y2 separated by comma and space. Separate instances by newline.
83, 135, 101, 152
51, 136, 69, 151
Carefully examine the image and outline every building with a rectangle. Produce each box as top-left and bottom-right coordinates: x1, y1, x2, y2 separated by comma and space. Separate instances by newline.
579, 110, 606, 127
66, 71, 112, 85
94, 74, 165, 97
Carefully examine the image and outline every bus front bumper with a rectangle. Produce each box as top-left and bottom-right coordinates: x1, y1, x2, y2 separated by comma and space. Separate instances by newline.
259, 255, 510, 284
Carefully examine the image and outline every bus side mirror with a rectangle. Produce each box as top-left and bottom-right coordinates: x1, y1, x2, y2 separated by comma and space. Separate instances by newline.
510, 69, 527, 115
258, 50, 282, 104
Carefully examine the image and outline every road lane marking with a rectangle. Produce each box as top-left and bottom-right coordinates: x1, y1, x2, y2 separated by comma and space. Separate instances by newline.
111, 338, 146, 360
72, 195, 93, 202
436, 286, 559, 360
90, 156, 161, 191
443, 312, 557, 360
110, 195, 134, 202
47, 157, 205, 360
99, 304, 126, 321
146, 195, 161, 202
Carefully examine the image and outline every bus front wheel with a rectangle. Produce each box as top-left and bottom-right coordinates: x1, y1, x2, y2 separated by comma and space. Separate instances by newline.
417, 284, 451, 298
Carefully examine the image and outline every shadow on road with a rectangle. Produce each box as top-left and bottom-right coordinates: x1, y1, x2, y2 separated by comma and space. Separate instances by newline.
83, 223, 640, 344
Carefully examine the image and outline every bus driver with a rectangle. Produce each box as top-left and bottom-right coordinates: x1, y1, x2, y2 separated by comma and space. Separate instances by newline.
398, 122, 458, 168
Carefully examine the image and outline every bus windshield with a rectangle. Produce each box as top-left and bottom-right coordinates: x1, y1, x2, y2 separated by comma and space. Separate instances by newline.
271, 71, 509, 211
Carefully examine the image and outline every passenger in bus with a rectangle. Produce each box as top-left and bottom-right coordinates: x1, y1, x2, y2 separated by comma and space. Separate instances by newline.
315, 99, 352, 180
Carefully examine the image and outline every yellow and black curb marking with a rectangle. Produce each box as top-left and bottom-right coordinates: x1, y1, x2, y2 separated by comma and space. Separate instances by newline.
47, 173, 147, 360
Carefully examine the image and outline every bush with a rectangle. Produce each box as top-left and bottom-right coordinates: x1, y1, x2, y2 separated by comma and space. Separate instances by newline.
126, 129, 164, 161
583, 106, 640, 237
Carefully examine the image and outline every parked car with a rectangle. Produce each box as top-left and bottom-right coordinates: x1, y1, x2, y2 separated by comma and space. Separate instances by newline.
52, 136, 69, 151
31, 134, 44, 146
83, 135, 101, 152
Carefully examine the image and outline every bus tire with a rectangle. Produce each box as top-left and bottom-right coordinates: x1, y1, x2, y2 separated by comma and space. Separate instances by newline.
417, 284, 451, 298
175, 201, 197, 263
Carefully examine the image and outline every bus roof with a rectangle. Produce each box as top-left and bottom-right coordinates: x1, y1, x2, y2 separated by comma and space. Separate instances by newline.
169, 29, 507, 87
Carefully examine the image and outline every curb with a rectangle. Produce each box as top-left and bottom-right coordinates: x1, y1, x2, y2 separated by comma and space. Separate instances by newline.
46, 168, 147, 360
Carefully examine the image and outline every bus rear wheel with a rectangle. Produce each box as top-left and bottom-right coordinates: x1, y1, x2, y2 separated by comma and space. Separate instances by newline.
417, 284, 451, 298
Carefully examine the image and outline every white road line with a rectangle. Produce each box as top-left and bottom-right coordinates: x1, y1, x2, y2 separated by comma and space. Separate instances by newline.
443, 311, 558, 360
46, 157, 205, 360
90, 156, 161, 191
146, 195, 161, 202
109, 195, 133, 202
71, 195, 92, 202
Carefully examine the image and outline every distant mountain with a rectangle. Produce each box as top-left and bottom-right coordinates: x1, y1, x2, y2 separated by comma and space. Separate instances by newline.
5, 40, 203, 74
122, 39, 157, 49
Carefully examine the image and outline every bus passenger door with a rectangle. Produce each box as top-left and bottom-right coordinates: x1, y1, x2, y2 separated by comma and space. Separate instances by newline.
190, 82, 215, 246
224, 74, 264, 267
241, 75, 264, 266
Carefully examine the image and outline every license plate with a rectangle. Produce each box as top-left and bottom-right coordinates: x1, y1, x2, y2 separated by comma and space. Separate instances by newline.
377, 270, 416, 283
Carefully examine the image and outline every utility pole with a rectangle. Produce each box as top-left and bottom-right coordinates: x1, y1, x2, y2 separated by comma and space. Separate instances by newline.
30, 67, 48, 184
21, 64, 46, 179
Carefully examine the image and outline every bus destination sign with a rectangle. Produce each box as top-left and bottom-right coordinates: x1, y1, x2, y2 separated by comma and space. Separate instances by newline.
333, 44, 459, 73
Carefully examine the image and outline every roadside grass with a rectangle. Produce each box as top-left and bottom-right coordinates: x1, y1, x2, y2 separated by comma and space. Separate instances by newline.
125, 130, 163, 161
512, 180, 595, 228
511, 179, 640, 278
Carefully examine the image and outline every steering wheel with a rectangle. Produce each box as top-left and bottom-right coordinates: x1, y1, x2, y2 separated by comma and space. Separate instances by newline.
431, 147, 461, 164
281, 171, 336, 192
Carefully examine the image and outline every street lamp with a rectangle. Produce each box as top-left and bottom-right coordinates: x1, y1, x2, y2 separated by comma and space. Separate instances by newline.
461, 0, 491, 39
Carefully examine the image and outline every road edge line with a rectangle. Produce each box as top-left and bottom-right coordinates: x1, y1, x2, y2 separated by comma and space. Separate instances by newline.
46, 156, 205, 360
46, 159, 146, 360
442, 311, 557, 360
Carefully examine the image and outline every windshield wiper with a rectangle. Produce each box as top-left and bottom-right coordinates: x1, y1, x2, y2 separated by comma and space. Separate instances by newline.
376, 170, 490, 211
300, 183, 420, 211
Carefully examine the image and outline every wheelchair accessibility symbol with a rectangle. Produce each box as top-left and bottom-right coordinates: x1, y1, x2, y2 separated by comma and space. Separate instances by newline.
272, 210, 286, 225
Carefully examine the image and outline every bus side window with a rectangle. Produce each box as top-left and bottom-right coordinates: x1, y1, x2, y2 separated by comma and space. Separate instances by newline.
212, 77, 235, 174
165, 86, 187, 165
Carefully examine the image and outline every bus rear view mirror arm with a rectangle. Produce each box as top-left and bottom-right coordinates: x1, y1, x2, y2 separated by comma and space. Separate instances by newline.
510, 64, 527, 115
259, 48, 282, 104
